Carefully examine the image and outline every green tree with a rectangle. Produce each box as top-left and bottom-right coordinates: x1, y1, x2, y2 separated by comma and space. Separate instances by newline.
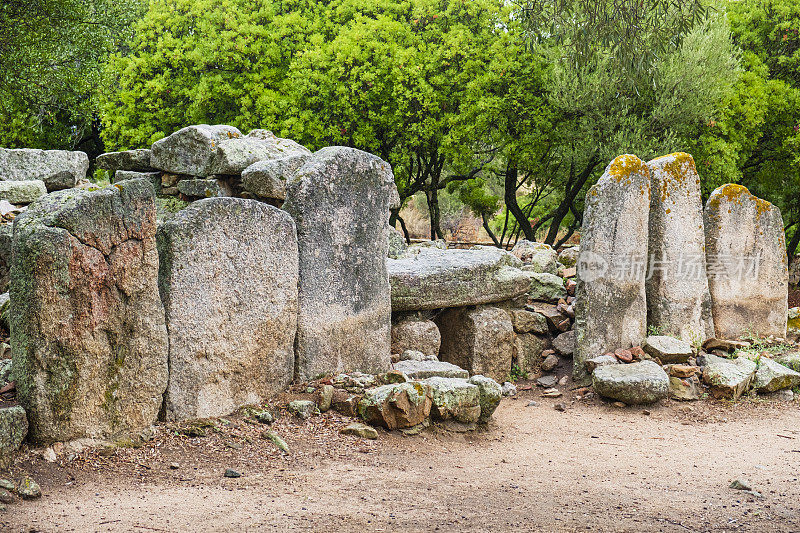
0, 0, 143, 152
497, 7, 741, 247
701, 0, 800, 259
101, 0, 327, 151
284, 0, 516, 240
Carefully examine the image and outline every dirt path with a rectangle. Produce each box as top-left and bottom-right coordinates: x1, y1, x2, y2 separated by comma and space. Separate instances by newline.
3, 391, 800, 532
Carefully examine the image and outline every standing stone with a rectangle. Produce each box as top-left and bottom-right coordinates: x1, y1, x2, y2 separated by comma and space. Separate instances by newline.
157, 198, 298, 421
574, 155, 651, 384
283, 147, 398, 380
646, 153, 715, 342
11, 179, 168, 444
0, 148, 88, 191
437, 306, 514, 382
150, 125, 242, 177
391, 316, 441, 357
704, 184, 788, 339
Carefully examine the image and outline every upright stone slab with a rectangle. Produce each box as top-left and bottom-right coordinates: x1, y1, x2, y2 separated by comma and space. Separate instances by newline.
704, 184, 788, 339
11, 179, 168, 444
158, 198, 298, 421
574, 155, 651, 384
646, 153, 715, 342
436, 305, 514, 382
0, 148, 88, 191
283, 147, 397, 380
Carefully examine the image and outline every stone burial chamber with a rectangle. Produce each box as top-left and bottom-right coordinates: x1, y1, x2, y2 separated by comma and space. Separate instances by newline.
6, 127, 404, 444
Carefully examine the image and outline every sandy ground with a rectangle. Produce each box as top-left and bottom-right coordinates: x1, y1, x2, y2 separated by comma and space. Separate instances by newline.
2, 388, 800, 533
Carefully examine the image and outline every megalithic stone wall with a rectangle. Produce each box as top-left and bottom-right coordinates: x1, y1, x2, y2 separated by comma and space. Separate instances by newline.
283, 147, 398, 381
11, 179, 168, 444
646, 153, 715, 343
574, 155, 651, 385
157, 198, 298, 421
704, 184, 788, 339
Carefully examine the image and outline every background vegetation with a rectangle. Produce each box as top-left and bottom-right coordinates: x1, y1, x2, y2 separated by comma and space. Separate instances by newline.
1, 0, 798, 257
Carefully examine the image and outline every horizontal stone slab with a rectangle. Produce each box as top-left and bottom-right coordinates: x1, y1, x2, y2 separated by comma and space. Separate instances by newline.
388, 247, 529, 311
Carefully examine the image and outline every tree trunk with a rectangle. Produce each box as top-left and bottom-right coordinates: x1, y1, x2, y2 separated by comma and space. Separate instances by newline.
504, 162, 536, 241
544, 151, 600, 246
481, 213, 502, 247
787, 223, 800, 262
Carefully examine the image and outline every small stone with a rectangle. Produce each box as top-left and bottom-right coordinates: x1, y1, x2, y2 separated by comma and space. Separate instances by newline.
536, 375, 558, 388
585, 355, 619, 373
612, 401, 626, 408
261, 431, 289, 453
558, 375, 568, 386
468, 375, 503, 422
614, 348, 633, 363
16, 477, 41, 500
0, 489, 13, 504
501, 382, 517, 397
253, 410, 274, 424
169, 463, 179, 470
0, 480, 13, 491
340, 422, 379, 440
554, 403, 566, 412
318, 385, 335, 413
527, 401, 539, 407
770, 389, 795, 402
643, 336, 694, 364
393, 360, 469, 380
667, 364, 700, 378
43, 447, 57, 463
552, 330, 575, 357
224, 469, 242, 478
541, 353, 560, 372
287, 400, 319, 420
702, 338, 751, 353
702, 354, 757, 400
542, 388, 562, 398
669, 376, 701, 401
730, 479, 752, 491
379, 370, 409, 384
642, 409, 651, 415
629, 346, 646, 360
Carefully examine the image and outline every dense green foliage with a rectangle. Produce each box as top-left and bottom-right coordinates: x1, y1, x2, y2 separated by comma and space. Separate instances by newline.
0, 0, 143, 152
4, 0, 800, 254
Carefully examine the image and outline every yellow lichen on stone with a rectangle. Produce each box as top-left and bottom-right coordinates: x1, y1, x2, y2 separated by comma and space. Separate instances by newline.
606, 154, 646, 183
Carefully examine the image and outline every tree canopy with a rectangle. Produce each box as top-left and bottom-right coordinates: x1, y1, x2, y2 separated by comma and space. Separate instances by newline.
4, 0, 799, 254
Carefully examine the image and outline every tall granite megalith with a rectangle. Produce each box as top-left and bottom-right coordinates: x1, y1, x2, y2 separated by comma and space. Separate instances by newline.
574, 155, 651, 384
157, 198, 298, 421
283, 147, 398, 380
704, 184, 788, 339
11, 179, 168, 444
646, 153, 714, 343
